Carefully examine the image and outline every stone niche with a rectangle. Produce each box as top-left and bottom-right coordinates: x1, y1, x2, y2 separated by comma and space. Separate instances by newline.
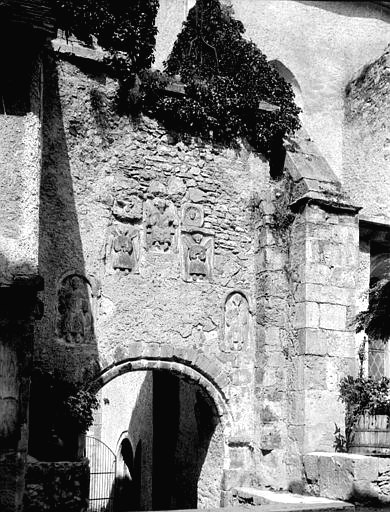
223, 291, 250, 351
56, 273, 95, 344
181, 202, 204, 229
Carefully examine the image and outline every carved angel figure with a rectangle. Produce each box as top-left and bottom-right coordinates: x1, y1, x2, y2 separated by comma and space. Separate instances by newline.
225, 293, 249, 351
188, 233, 207, 279
145, 198, 178, 252
106, 225, 139, 274
182, 231, 213, 282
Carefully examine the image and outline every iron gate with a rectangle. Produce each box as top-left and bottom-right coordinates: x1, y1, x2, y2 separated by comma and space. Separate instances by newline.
86, 435, 117, 512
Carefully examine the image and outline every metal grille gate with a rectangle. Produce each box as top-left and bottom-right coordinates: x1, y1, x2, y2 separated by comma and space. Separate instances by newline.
86, 435, 117, 512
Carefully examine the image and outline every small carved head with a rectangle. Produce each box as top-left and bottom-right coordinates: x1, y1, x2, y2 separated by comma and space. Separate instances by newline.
188, 208, 197, 220
70, 276, 82, 290
192, 233, 203, 244
154, 197, 167, 213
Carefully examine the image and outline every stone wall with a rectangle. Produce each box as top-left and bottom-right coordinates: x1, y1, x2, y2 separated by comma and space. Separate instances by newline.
154, 0, 390, 178
34, 29, 364, 496
24, 459, 89, 512
0, 30, 44, 512
343, 45, 390, 226
89, 371, 154, 510
35, 50, 267, 493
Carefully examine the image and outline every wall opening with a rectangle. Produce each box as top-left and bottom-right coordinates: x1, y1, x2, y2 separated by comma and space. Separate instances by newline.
87, 368, 224, 511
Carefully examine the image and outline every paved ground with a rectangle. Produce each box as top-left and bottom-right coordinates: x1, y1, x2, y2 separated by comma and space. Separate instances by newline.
356, 507, 390, 511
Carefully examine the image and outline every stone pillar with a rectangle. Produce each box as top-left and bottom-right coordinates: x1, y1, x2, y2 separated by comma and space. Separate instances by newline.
290, 200, 359, 453
0, 283, 42, 512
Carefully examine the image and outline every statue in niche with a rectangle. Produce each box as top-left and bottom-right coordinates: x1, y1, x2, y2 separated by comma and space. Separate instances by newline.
112, 192, 142, 222
182, 203, 204, 229
225, 293, 249, 351
182, 230, 214, 282
144, 197, 178, 252
105, 225, 140, 273
57, 275, 93, 344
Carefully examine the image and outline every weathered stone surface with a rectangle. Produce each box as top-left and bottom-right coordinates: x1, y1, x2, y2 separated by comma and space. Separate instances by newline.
304, 452, 390, 503
233, 487, 353, 511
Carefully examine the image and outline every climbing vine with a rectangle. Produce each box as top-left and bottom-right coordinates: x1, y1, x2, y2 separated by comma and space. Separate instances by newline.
53, 0, 300, 154
52, 0, 159, 84
141, 0, 301, 154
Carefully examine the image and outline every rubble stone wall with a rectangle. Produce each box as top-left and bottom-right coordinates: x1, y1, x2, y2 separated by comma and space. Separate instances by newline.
34, 45, 361, 494
24, 459, 89, 512
36, 53, 269, 491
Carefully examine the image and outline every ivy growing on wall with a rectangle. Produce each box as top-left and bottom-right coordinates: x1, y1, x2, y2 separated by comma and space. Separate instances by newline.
141, 0, 301, 154
52, 0, 300, 155
52, 0, 159, 83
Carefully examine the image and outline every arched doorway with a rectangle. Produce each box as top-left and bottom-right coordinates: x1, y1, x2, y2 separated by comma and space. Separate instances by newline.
87, 360, 228, 511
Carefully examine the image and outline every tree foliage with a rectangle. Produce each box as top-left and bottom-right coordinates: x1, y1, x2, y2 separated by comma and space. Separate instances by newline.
142, 0, 300, 153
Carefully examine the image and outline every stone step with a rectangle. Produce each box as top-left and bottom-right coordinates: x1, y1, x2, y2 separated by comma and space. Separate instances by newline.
233, 487, 354, 511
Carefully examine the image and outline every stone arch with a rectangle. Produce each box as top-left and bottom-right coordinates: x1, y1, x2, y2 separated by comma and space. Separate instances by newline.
270, 59, 304, 112
88, 356, 235, 506
89, 357, 232, 438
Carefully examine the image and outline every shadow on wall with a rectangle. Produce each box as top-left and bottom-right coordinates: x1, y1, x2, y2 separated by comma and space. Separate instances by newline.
29, 49, 101, 461
106, 371, 221, 511
295, 1, 390, 21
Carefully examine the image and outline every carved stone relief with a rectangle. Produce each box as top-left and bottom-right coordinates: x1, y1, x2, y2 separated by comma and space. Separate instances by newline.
57, 274, 94, 344
182, 203, 204, 229
144, 197, 178, 253
181, 229, 214, 282
112, 191, 143, 222
106, 224, 140, 274
224, 292, 249, 351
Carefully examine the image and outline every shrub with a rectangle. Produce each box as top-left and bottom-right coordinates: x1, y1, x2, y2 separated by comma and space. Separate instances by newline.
142, 0, 300, 153
339, 375, 390, 447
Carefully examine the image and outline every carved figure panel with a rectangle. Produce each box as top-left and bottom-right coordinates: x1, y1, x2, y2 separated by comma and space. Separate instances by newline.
225, 292, 249, 351
106, 225, 140, 274
57, 275, 93, 344
112, 192, 143, 222
144, 197, 178, 252
182, 203, 204, 229
182, 230, 214, 282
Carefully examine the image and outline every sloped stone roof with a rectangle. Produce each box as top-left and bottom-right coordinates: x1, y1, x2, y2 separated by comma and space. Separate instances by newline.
285, 128, 360, 213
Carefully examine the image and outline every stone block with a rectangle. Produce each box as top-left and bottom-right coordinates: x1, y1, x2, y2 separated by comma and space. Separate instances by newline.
295, 302, 320, 329
298, 329, 328, 356
222, 469, 252, 491
234, 487, 354, 510
304, 357, 328, 390
303, 452, 390, 503
297, 284, 352, 306
319, 304, 346, 330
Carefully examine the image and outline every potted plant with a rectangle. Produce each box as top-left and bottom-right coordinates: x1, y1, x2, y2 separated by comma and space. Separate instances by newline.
338, 278, 390, 456
339, 374, 390, 456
